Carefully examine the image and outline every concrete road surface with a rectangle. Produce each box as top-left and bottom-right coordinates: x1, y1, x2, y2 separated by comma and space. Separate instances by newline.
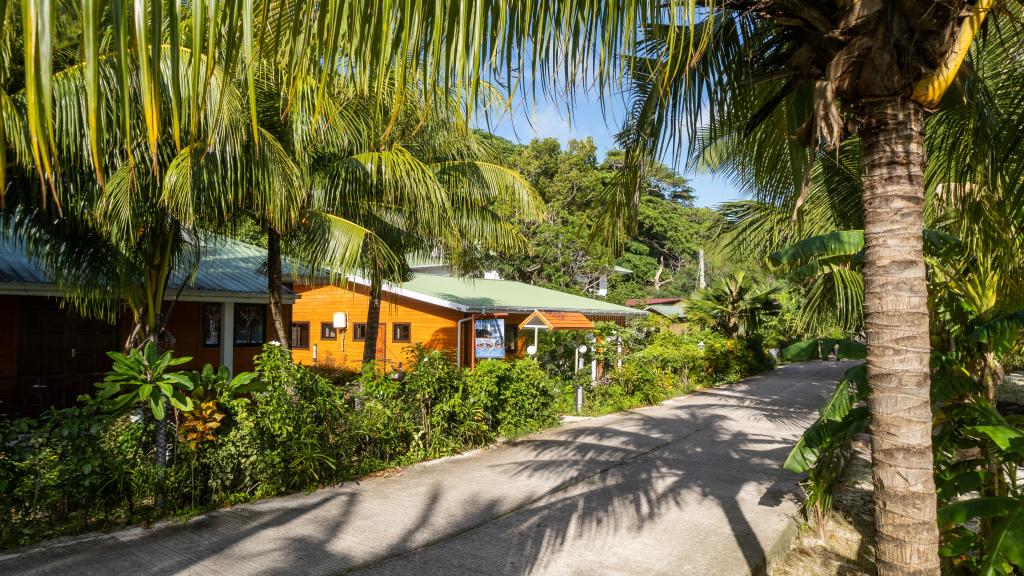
0, 361, 849, 576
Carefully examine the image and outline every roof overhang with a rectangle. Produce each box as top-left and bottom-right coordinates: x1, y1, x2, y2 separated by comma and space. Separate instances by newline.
344, 275, 648, 318
519, 310, 595, 331
0, 283, 298, 304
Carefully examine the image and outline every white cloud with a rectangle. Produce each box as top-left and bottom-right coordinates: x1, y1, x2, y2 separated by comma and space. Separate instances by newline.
528, 104, 576, 144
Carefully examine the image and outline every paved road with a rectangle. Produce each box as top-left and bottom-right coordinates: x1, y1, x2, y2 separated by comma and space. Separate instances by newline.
0, 361, 849, 576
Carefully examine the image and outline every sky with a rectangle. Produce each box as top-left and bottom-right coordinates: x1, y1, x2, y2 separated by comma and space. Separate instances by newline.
475, 95, 741, 208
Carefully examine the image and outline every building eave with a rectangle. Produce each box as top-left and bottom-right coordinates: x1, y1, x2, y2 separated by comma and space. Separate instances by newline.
345, 275, 646, 318
0, 282, 297, 304
346, 275, 470, 312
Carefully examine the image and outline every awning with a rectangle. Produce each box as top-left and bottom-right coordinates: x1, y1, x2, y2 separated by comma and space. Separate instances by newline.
519, 310, 595, 331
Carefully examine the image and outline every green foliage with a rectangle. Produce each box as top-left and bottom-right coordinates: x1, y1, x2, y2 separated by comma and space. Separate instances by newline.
0, 324, 777, 549
579, 330, 772, 416
687, 272, 782, 339
464, 359, 559, 438
781, 338, 866, 361
783, 364, 869, 531
96, 342, 194, 419
481, 136, 715, 301
939, 498, 1024, 575
185, 364, 266, 404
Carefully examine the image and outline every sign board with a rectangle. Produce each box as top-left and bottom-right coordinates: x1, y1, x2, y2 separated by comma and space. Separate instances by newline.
474, 318, 506, 359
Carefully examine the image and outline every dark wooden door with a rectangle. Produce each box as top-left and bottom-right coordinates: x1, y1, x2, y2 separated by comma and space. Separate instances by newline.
18, 297, 118, 398
377, 323, 387, 363
18, 298, 71, 378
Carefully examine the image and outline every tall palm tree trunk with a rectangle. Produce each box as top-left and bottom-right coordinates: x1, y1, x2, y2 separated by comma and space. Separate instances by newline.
860, 99, 939, 576
363, 278, 383, 365
268, 227, 290, 349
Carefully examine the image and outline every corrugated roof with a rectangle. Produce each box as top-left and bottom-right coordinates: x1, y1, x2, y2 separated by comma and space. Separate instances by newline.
625, 296, 685, 307
378, 274, 645, 316
647, 304, 685, 319
169, 236, 280, 295
0, 239, 50, 283
0, 233, 289, 299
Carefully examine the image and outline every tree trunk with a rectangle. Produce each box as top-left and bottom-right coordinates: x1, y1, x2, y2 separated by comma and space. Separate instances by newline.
153, 397, 169, 512
267, 227, 290, 349
363, 278, 383, 365
859, 98, 940, 575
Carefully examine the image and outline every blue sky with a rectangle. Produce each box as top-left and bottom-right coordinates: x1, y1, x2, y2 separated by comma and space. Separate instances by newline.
476, 95, 741, 208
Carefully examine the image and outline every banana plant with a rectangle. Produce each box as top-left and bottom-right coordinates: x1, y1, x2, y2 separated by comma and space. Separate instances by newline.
783, 363, 870, 533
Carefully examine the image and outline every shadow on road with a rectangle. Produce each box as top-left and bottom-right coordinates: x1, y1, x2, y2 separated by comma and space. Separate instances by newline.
353, 363, 841, 575
2, 362, 842, 576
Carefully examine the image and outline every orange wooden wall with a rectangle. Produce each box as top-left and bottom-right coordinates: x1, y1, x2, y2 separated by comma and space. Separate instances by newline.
290, 283, 465, 370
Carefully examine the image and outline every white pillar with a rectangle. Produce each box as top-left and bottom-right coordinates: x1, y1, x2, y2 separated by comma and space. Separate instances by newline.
221, 302, 234, 374
698, 249, 706, 290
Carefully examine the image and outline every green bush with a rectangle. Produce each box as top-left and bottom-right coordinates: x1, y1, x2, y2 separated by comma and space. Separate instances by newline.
465, 359, 559, 438
0, 400, 136, 548
628, 330, 772, 390
0, 328, 774, 550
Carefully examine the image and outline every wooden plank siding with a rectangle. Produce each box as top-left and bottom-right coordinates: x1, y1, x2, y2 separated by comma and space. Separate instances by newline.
0, 297, 282, 412
290, 283, 467, 371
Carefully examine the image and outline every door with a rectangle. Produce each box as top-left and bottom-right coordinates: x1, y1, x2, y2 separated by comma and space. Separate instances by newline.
376, 323, 387, 363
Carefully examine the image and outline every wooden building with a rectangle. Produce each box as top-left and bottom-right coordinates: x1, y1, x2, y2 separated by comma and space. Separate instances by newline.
0, 237, 295, 417
289, 273, 646, 371
0, 234, 646, 416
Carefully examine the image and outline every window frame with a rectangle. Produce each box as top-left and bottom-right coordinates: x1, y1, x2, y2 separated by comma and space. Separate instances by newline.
392, 322, 412, 343
233, 304, 267, 347
504, 323, 518, 352
201, 303, 222, 348
291, 321, 311, 350
320, 322, 337, 340
352, 322, 367, 342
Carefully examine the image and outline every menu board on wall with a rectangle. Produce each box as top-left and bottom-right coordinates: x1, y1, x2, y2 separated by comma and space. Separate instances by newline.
474, 318, 506, 359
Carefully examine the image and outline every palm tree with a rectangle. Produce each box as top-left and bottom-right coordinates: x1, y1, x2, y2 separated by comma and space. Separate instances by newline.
1, 37, 253, 350
0, 24, 261, 489
309, 78, 543, 365
603, 5, 1024, 574
9, 1, 1024, 571
163, 62, 374, 348
687, 272, 780, 339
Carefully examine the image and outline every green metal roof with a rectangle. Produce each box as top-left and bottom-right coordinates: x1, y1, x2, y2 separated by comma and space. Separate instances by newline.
381, 274, 646, 316
646, 304, 686, 319
0, 232, 291, 300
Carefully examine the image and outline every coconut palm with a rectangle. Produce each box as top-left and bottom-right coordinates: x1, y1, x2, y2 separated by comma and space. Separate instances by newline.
309, 78, 543, 364
8, 0, 1024, 571
162, 62, 375, 348
1, 42, 251, 348
603, 5, 1024, 573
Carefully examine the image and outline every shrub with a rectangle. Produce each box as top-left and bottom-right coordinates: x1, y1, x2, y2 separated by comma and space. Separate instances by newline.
0, 400, 128, 548
579, 361, 674, 415
465, 359, 559, 438
0, 328, 775, 550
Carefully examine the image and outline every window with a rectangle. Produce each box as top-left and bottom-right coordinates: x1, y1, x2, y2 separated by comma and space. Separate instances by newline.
320, 323, 337, 340
504, 324, 518, 352
291, 322, 310, 349
234, 304, 266, 346
392, 323, 411, 343
353, 323, 367, 341
202, 303, 221, 347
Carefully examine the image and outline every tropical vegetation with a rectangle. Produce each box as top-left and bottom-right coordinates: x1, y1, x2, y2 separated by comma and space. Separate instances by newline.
0, 320, 769, 549
0, 0, 1021, 573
